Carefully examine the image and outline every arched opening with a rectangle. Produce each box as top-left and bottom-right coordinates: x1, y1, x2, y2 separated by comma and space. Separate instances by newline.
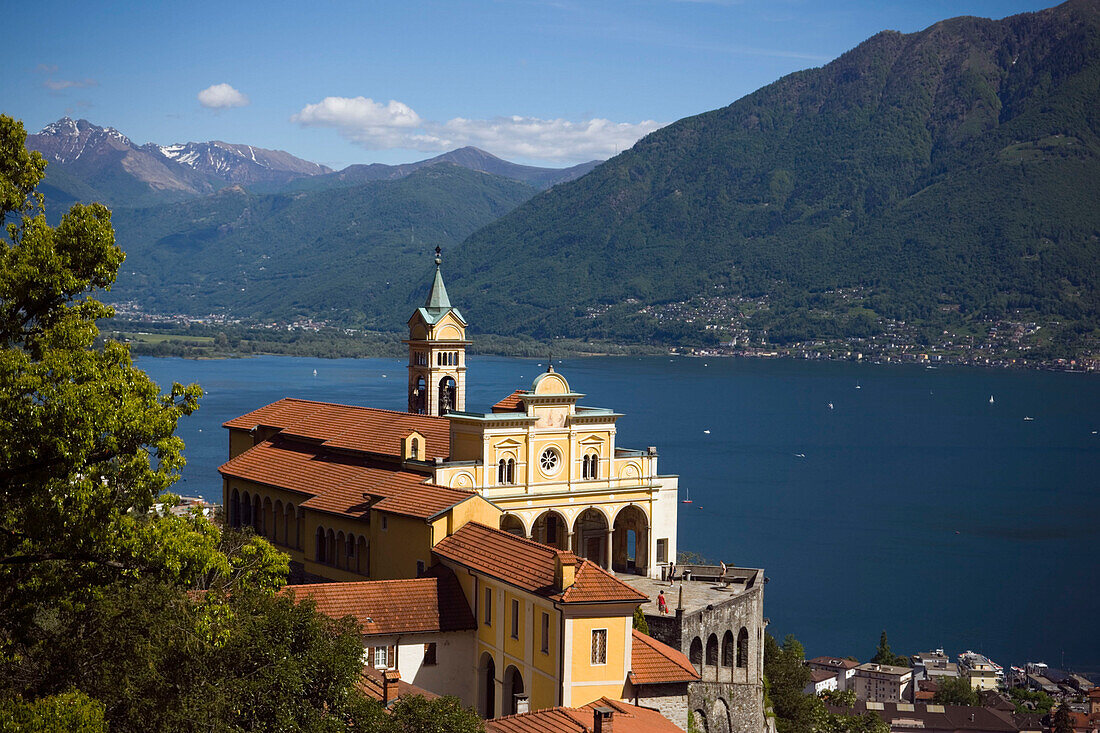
503, 665, 524, 716
532, 511, 569, 550
573, 508, 610, 568
326, 528, 336, 567
357, 536, 368, 575
706, 633, 719, 667
689, 637, 703, 674
252, 495, 262, 534
344, 533, 355, 570
438, 376, 456, 414
693, 708, 708, 733
722, 630, 735, 668
612, 505, 649, 575
712, 698, 731, 733
499, 514, 526, 537
315, 526, 326, 564
497, 456, 516, 485
582, 452, 599, 479
410, 437, 419, 460
262, 497, 274, 539
411, 376, 427, 414
285, 503, 297, 548
737, 627, 749, 668
478, 652, 496, 719
273, 500, 284, 544
229, 488, 240, 527
336, 531, 347, 570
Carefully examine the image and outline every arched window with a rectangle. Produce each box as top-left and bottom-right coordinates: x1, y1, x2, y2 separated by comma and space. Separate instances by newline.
498, 459, 507, 484
722, 630, 735, 667
439, 376, 456, 414
706, 634, 719, 667
315, 526, 326, 563
582, 452, 599, 479
286, 503, 297, 548
507, 458, 515, 484
689, 637, 703, 673
411, 437, 420, 460
737, 627, 749, 668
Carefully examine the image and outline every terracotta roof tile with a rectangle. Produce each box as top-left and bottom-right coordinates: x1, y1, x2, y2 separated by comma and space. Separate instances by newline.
282, 567, 475, 636
433, 523, 647, 604
629, 629, 700, 684
487, 697, 683, 733
491, 390, 526, 412
219, 438, 473, 520
223, 398, 450, 459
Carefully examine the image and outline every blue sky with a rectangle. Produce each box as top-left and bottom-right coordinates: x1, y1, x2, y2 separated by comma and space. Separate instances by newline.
3, 0, 1058, 169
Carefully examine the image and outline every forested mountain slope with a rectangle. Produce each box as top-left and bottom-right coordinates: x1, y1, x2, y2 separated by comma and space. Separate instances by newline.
449, 0, 1100, 346
108, 165, 536, 325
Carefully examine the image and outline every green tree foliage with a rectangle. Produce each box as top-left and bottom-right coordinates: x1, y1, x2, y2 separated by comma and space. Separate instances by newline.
0, 114, 429, 732
869, 631, 909, 667
765, 632, 889, 733
0, 691, 106, 733
1008, 687, 1055, 715
1052, 703, 1074, 733
633, 606, 650, 635
933, 676, 980, 707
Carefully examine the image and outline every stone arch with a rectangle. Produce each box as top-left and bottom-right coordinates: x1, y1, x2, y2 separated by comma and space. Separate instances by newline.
532, 509, 569, 550
737, 627, 749, 668
692, 708, 708, 733
229, 488, 240, 527
612, 504, 649, 575
573, 507, 611, 568
689, 637, 703, 674
315, 525, 326, 564
478, 652, 496, 719
356, 535, 368, 574
335, 531, 347, 570
722, 630, 735, 668
500, 513, 527, 537
706, 633, 719, 667
411, 375, 427, 414
326, 528, 336, 566
503, 665, 524, 716
711, 698, 731, 733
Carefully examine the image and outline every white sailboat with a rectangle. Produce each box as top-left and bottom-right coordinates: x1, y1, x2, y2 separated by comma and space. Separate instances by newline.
682, 488, 693, 504
989, 395, 994, 404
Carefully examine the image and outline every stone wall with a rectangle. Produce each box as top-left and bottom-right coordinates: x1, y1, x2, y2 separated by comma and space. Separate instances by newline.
632, 683, 690, 730
646, 585, 766, 733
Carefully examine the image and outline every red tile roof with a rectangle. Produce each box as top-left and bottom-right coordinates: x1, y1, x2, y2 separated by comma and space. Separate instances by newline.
219, 438, 475, 520
807, 656, 861, 670
491, 390, 526, 412
282, 567, 475, 636
486, 697, 683, 733
432, 522, 647, 604
223, 398, 451, 459
629, 629, 700, 685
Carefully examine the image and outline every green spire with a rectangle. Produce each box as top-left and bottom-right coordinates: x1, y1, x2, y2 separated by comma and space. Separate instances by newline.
425, 246, 451, 311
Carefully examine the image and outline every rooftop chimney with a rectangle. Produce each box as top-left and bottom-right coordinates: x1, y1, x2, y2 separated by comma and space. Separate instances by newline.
555, 551, 576, 592
383, 668, 401, 706
514, 693, 530, 714
593, 706, 614, 733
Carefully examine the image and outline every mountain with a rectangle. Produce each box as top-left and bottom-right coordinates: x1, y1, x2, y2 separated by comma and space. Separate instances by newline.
28, 118, 216, 207
106, 165, 536, 326
279, 147, 600, 192
28, 118, 333, 208
158, 140, 331, 186
446, 0, 1100, 347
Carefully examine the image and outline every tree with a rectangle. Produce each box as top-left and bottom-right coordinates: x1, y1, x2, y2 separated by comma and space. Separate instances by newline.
933, 676, 979, 707
1052, 703, 1074, 733
869, 631, 909, 667
633, 606, 650, 635
1008, 687, 1055, 715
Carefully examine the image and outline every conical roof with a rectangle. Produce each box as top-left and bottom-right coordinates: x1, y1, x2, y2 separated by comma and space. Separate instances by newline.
425, 263, 451, 311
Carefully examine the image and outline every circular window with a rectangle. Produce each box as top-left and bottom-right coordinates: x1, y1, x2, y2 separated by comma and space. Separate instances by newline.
539, 447, 561, 476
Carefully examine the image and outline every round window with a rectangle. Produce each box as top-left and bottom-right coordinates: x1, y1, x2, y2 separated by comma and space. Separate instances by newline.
539, 447, 561, 476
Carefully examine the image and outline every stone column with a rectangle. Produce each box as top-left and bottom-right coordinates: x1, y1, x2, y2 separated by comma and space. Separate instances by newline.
604, 530, 614, 571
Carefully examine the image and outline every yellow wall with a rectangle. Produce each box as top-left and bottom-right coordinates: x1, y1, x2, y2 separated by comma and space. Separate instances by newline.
229, 430, 254, 459
429, 496, 501, 545
370, 512, 432, 580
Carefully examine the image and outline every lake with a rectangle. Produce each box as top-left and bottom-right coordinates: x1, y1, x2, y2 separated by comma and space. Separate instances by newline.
136, 354, 1100, 675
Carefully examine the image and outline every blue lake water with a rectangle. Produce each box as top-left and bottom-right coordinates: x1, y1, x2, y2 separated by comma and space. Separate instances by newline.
136, 354, 1100, 674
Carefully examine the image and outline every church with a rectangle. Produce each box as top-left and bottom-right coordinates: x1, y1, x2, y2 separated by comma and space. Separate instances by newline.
218, 250, 764, 731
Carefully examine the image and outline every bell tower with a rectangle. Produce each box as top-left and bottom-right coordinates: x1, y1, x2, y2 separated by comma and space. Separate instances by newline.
406, 247, 469, 415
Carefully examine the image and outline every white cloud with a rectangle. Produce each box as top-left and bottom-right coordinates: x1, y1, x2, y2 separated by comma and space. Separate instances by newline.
292, 96, 664, 163
198, 83, 250, 109
44, 78, 97, 91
